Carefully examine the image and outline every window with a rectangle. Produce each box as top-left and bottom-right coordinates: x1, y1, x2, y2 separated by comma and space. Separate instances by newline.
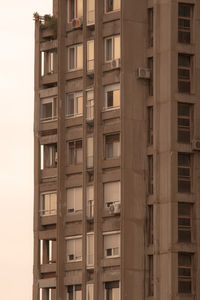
105, 133, 120, 159
178, 252, 193, 294
105, 35, 120, 62
104, 181, 121, 208
147, 106, 153, 145
68, 44, 83, 71
69, 140, 83, 165
87, 137, 94, 168
66, 236, 82, 262
86, 90, 94, 121
40, 192, 57, 216
87, 0, 95, 25
40, 288, 56, 300
148, 255, 154, 296
178, 3, 193, 44
87, 233, 94, 267
87, 185, 94, 219
67, 285, 82, 300
105, 0, 120, 13
40, 97, 57, 122
148, 205, 153, 244
40, 239, 56, 264
148, 57, 153, 96
104, 84, 120, 110
148, 8, 153, 47
86, 284, 94, 300
148, 155, 153, 195
65, 92, 83, 118
178, 153, 191, 193
40, 144, 57, 170
178, 203, 192, 243
68, 0, 83, 22
178, 103, 193, 143
178, 53, 192, 94
104, 281, 120, 300
87, 40, 94, 72
67, 187, 82, 214
104, 232, 120, 258
41, 51, 57, 76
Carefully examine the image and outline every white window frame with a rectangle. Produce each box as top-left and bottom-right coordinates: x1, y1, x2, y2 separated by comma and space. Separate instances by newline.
103, 231, 120, 259
66, 187, 83, 214
87, 232, 94, 268
86, 283, 94, 300
105, 0, 120, 14
68, 44, 83, 71
87, 0, 95, 25
66, 235, 82, 262
40, 192, 57, 216
65, 91, 83, 118
105, 35, 120, 63
40, 97, 57, 122
103, 83, 120, 111
103, 181, 121, 208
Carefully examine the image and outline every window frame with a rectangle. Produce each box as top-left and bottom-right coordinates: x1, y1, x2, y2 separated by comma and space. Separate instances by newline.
87, 232, 94, 268
67, 0, 83, 23
104, 281, 120, 300
87, 40, 94, 72
87, 0, 95, 25
65, 91, 83, 118
178, 153, 192, 193
68, 44, 83, 71
86, 283, 94, 300
178, 53, 193, 94
104, 181, 121, 208
66, 187, 83, 214
178, 3, 193, 44
148, 8, 153, 47
66, 235, 82, 262
148, 255, 154, 296
68, 140, 83, 165
148, 155, 153, 195
147, 106, 153, 145
40, 191, 57, 216
105, 35, 120, 63
67, 284, 82, 300
178, 252, 193, 294
40, 97, 57, 122
103, 83, 120, 111
87, 185, 94, 219
86, 89, 94, 121
104, 0, 120, 14
103, 231, 120, 259
178, 202, 192, 243
105, 133, 120, 159
177, 102, 193, 144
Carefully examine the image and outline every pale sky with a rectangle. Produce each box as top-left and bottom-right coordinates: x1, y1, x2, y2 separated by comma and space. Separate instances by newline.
0, 1, 52, 299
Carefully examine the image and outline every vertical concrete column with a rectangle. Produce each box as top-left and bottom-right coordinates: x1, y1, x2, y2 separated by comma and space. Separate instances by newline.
121, 0, 147, 299
94, 0, 104, 299
56, 0, 66, 299
82, 0, 87, 298
33, 16, 41, 300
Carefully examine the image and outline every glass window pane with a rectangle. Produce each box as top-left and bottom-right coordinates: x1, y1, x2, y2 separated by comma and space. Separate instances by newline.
69, 47, 75, 69
113, 89, 120, 107
106, 38, 113, 61
77, 96, 83, 115
77, 0, 83, 18
75, 187, 82, 211
76, 148, 83, 163
112, 287, 120, 300
77, 45, 83, 69
114, 36, 120, 59
113, 0, 120, 10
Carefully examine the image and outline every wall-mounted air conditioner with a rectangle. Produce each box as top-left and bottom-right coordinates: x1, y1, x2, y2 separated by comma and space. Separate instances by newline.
109, 203, 121, 215
192, 139, 200, 151
111, 58, 120, 69
137, 68, 151, 79
72, 18, 83, 29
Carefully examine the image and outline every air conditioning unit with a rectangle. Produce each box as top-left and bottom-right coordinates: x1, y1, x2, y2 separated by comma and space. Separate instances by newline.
111, 59, 120, 69
72, 18, 83, 29
192, 139, 200, 151
137, 68, 151, 79
109, 203, 121, 215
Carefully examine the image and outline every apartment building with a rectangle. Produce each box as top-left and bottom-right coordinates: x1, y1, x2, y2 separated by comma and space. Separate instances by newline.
33, 0, 200, 299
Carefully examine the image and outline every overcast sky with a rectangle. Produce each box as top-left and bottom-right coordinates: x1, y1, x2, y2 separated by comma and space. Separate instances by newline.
0, 1, 52, 299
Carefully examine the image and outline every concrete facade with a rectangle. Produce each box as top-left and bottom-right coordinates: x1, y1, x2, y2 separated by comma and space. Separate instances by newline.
33, 0, 200, 299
